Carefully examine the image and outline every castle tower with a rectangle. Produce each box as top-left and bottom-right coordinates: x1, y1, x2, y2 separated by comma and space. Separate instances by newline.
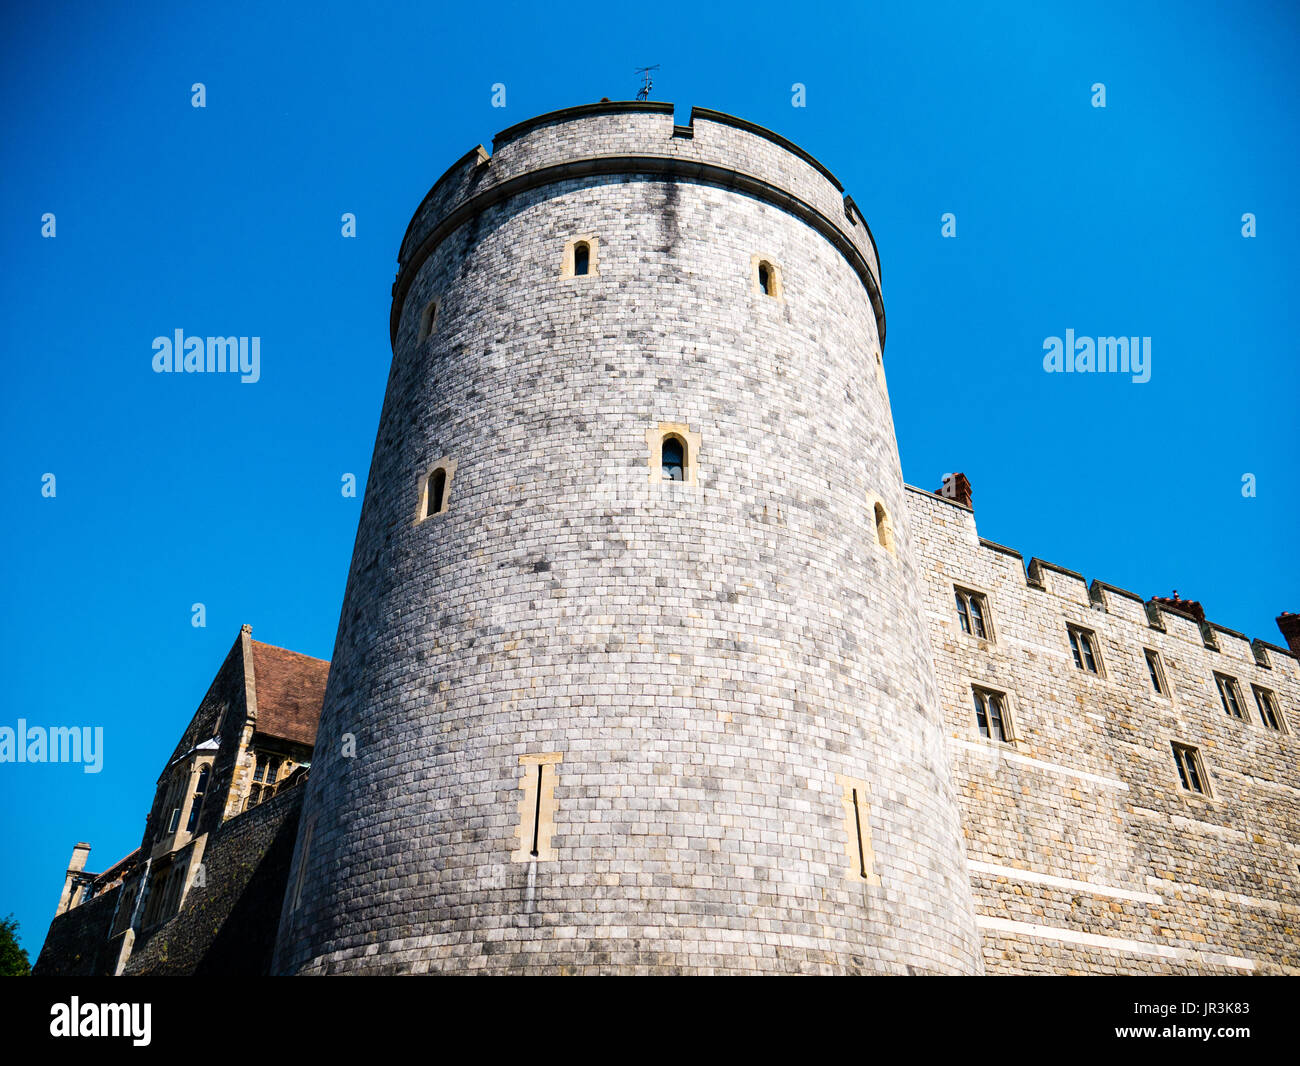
274, 103, 983, 974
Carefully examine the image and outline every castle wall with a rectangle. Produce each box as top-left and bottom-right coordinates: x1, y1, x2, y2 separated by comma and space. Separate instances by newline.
906, 486, 1300, 974
33, 885, 126, 976
122, 785, 304, 976
274, 105, 982, 975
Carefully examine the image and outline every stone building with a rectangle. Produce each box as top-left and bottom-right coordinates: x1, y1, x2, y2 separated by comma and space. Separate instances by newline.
34, 626, 328, 975
268, 101, 1299, 975
35, 103, 1300, 976
910, 480, 1298, 973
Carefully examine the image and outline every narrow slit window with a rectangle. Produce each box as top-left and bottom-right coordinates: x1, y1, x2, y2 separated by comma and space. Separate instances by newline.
836, 775, 880, 885
512, 754, 561, 862
661, 435, 685, 481
851, 788, 867, 878
427, 468, 447, 516
573, 242, 590, 276
291, 819, 315, 912
530, 763, 543, 857
758, 262, 771, 295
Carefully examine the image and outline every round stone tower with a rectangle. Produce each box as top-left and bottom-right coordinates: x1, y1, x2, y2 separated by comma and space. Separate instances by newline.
273, 102, 983, 975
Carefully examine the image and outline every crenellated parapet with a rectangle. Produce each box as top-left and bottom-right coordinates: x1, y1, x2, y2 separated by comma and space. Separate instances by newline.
390, 101, 884, 351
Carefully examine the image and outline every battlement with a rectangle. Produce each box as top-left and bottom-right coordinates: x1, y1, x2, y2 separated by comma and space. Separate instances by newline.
391, 101, 884, 351
904, 483, 1297, 669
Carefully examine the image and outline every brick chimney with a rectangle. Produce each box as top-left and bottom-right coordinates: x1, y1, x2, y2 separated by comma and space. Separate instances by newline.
1277, 612, 1300, 656
1151, 590, 1205, 623
937, 472, 973, 508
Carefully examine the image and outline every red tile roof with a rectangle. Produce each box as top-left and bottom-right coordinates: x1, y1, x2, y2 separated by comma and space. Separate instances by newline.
249, 640, 330, 747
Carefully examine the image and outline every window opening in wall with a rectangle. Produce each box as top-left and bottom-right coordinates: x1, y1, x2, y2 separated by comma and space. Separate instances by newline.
418, 298, 438, 342
185, 765, 209, 833
248, 754, 282, 809
573, 241, 590, 276
1144, 649, 1168, 696
530, 763, 543, 858
1172, 742, 1207, 794
1068, 626, 1100, 673
427, 468, 447, 516
291, 819, 315, 912
851, 788, 867, 879
873, 502, 895, 553
973, 687, 1009, 743
955, 588, 988, 639
513, 754, 560, 862
1254, 685, 1284, 731
1215, 673, 1245, 719
661, 435, 685, 481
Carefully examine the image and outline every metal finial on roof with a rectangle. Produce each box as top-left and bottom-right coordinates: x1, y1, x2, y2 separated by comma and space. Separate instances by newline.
634, 65, 660, 101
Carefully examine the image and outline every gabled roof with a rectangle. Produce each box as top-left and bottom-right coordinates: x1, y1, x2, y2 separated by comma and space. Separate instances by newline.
249, 640, 329, 747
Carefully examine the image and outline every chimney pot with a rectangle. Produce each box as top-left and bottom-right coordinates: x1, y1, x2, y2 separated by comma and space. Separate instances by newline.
937, 472, 973, 508
1276, 612, 1300, 656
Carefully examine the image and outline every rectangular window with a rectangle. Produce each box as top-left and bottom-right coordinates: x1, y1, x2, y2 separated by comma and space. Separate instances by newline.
1143, 649, 1169, 696
1067, 625, 1101, 674
954, 587, 990, 639
835, 775, 881, 886
1214, 673, 1245, 719
248, 754, 284, 810
511, 753, 561, 862
972, 686, 1011, 743
1253, 685, 1285, 732
1171, 742, 1208, 795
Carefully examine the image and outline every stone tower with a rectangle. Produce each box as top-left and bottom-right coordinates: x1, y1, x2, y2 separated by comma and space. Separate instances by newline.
273, 102, 983, 974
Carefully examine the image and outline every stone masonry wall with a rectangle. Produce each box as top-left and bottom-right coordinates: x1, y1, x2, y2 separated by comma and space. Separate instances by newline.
274, 105, 982, 975
124, 785, 303, 976
32, 885, 125, 976
906, 485, 1300, 974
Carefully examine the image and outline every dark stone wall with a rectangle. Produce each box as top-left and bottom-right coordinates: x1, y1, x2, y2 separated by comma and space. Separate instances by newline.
123, 785, 304, 976
32, 886, 125, 976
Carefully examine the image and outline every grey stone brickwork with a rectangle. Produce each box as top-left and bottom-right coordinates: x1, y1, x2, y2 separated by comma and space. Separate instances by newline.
122, 785, 304, 976
33, 885, 125, 976
906, 485, 1300, 974
273, 103, 984, 975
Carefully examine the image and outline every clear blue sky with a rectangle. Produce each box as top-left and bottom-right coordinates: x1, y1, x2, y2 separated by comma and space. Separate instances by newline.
2, 0, 1296, 962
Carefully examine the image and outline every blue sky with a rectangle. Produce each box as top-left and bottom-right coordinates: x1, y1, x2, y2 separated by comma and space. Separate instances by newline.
2, 0, 1296, 961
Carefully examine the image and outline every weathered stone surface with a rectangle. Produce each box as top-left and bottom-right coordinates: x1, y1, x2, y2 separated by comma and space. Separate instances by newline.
273, 103, 984, 975
908, 486, 1300, 975
122, 785, 304, 976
